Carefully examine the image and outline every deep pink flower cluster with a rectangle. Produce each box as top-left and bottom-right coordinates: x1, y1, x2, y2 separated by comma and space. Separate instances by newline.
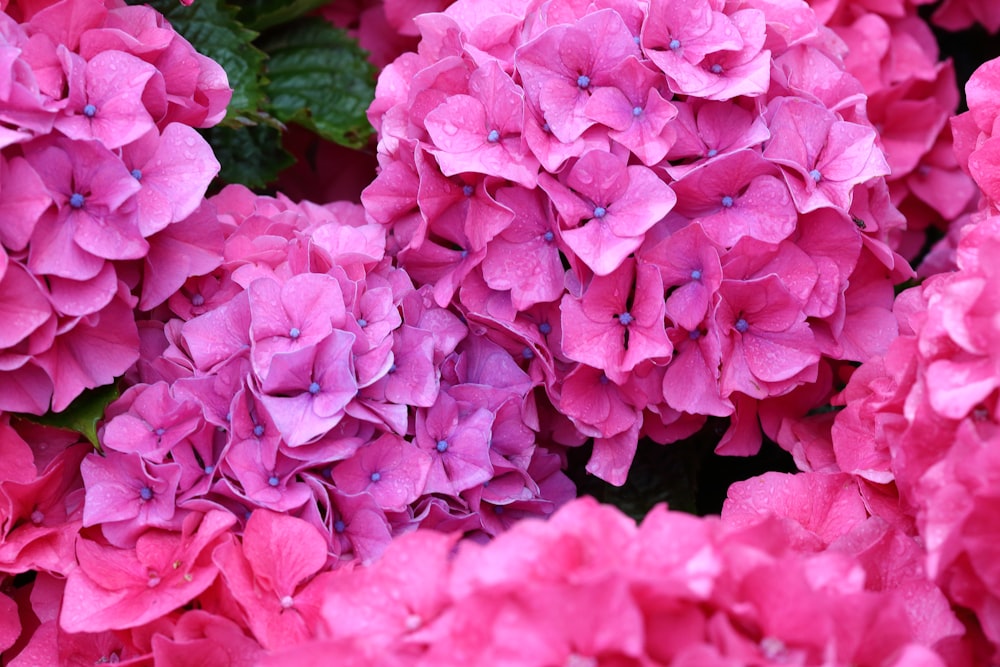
765, 61, 1000, 660
932, 0, 1000, 33
363, 0, 915, 483
250, 493, 967, 666
810, 0, 978, 264
0, 0, 228, 415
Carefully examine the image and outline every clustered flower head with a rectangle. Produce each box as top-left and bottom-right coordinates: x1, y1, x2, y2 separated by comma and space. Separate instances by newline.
254, 493, 970, 666
0, 0, 228, 415
809, 0, 979, 268
77, 184, 573, 564
363, 0, 916, 483
794, 60, 1000, 658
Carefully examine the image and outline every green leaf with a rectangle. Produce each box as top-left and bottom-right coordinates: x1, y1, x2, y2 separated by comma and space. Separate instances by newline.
259, 18, 376, 149
200, 123, 294, 189
20, 383, 120, 450
137, 0, 267, 121
236, 0, 331, 31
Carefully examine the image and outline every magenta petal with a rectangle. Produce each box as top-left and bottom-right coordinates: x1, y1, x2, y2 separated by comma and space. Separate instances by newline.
243, 509, 328, 597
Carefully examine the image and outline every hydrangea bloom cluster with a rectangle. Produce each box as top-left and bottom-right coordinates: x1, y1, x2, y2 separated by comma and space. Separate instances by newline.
787, 63, 1000, 656
76, 184, 572, 566
254, 494, 968, 665
363, 0, 914, 482
0, 0, 228, 415
809, 0, 978, 264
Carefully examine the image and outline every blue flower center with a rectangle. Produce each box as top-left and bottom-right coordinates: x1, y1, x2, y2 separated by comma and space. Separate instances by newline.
543, 230, 554, 242
191, 293, 205, 306
690, 269, 702, 280
268, 475, 280, 487
83, 103, 97, 118
710, 64, 723, 74
462, 184, 474, 197
669, 38, 681, 50
810, 169, 822, 182
707, 148, 718, 157
334, 519, 346, 533
139, 486, 153, 501
632, 106, 643, 116
735, 318, 749, 333
204, 465, 214, 474
357, 318, 368, 328
577, 74, 591, 89
618, 312, 634, 326
689, 329, 702, 340
387, 363, 397, 374
436, 440, 449, 452
593, 206, 607, 218
289, 327, 301, 339
308, 382, 321, 395
487, 129, 500, 143
370, 471, 382, 482
539, 322, 552, 335
69, 193, 85, 209
155, 427, 165, 436
721, 195, 734, 208
253, 424, 265, 437
522, 347, 534, 359
131, 168, 142, 180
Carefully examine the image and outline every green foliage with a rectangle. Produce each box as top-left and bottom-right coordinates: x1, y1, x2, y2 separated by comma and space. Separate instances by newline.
236, 0, 331, 31
259, 19, 376, 149
19, 383, 121, 450
133, 0, 377, 188
203, 123, 295, 189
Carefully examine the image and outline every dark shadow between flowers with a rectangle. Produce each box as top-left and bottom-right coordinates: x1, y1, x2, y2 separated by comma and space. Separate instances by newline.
565, 418, 798, 522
